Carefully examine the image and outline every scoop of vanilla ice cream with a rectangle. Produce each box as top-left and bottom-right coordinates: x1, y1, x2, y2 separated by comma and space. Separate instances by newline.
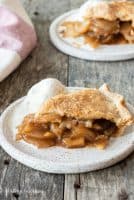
24, 78, 66, 113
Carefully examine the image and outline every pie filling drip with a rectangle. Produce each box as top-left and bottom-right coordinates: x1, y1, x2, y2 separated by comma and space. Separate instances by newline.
16, 113, 118, 149
60, 18, 134, 48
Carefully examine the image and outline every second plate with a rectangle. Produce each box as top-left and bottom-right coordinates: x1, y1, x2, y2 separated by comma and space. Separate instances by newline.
50, 10, 134, 61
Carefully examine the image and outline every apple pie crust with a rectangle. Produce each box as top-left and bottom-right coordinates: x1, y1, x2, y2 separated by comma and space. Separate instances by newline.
16, 84, 133, 149
59, 0, 134, 48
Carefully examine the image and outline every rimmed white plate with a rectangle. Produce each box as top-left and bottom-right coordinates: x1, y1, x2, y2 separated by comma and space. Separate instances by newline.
0, 87, 134, 174
50, 10, 134, 61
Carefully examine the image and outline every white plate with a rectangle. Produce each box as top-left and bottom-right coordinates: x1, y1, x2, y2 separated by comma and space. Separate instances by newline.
49, 10, 134, 61
0, 87, 134, 174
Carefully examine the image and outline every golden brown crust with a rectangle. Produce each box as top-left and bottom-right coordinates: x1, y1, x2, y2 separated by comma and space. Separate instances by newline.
82, 0, 134, 26
99, 84, 133, 126
36, 84, 133, 129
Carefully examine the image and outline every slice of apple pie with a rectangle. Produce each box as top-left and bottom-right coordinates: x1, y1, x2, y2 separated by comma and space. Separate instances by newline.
16, 84, 133, 149
59, 0, 134, 48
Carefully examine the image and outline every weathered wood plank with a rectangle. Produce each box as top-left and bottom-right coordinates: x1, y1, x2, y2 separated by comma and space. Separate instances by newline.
68, 59, 134, 101
21, 0, 70, 21
64, 174, 80, 200
70, 0, 85, 9
0, 158, 64, 200
77, 153, 134, 200
0, 0, 69, 199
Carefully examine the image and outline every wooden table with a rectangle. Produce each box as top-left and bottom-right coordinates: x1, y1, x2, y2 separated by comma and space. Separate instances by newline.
0, 0, 134, 199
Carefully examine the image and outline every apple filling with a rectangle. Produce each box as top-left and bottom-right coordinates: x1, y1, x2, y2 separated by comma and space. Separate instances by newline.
60, 19, 134, 48
16, 113, 118, 149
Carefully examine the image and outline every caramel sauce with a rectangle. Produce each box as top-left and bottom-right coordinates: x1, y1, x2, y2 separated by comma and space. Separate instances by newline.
84, 34, 100, 48
23, 135, 55, 148
61, 21, 89, 37
16, 114, 117, 149
60, 19, 133, 48
84, 34, 127, 47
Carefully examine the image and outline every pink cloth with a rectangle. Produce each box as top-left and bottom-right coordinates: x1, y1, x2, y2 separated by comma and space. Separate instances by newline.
0, 6, 37, 59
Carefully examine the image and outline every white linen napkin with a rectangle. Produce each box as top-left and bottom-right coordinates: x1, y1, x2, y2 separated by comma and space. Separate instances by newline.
0, 0, 37, 81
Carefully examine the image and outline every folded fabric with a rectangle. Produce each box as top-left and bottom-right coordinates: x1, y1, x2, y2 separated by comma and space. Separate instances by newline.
0, 0, 37, 81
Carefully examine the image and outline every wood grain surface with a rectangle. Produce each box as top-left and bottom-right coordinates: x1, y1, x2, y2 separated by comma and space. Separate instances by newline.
0, 0, 134, 199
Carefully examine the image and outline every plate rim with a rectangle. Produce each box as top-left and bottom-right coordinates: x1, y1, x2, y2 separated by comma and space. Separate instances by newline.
0, 87, 134, 174
49, 9, 134, 61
